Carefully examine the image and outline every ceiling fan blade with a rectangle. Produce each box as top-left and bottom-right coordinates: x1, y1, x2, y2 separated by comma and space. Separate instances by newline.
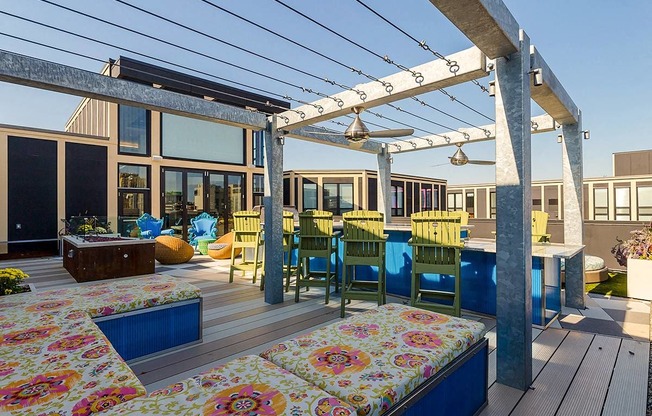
467, 160, 496, 165
368, 128, 414, 138
308, 131, 345, 136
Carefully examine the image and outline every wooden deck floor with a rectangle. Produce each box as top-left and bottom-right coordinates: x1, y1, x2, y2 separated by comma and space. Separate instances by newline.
3, 256, 649, 415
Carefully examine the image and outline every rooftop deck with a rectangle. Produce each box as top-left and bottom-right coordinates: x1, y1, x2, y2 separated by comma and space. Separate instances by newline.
3, 255, 649, 415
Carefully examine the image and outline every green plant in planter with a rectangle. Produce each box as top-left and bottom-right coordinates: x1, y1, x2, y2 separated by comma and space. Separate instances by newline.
611, 222, 652, 267
0, 268, 30, 295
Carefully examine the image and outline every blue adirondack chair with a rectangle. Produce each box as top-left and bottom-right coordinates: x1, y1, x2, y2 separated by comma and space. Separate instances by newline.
188, 212, 218, 247
136, 213, 174, 239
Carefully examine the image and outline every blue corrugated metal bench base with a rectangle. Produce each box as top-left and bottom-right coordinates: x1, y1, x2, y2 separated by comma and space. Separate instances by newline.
94, 298, 202, 362
385, 339, 488, 416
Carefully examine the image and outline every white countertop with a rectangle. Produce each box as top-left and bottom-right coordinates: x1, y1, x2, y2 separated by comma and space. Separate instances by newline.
63, 235, 154, 248
463, 238, 584, 259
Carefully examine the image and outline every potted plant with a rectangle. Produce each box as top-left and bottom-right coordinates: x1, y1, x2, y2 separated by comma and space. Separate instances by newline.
0, 268, 32, 296
611, 223, 652, 300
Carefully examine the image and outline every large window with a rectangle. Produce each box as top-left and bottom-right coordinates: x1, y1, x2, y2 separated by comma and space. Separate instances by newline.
392, 184, 404, 216
117, 164, 150, 236
303, 182, 318, 210
447, 193, 463, 211
324, 183, 353, 215
253, 131, 265, 167
489, 191, 496, 218
420, 185, 432, 211
466, 191, 475, 217
162, 113, 244, 163
119, 105, 149, 155
593, 188, 609, 220
615, 187, 631, 221
253, 174, 264, 207
638, 186, 652, 221
432, 187, 439, 210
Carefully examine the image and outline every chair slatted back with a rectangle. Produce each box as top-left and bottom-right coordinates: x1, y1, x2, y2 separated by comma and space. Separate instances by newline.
342, 210, 385, 258
298, 210, 334, 252
449, 210, 469, 226
282, 211, 295, 248
532, 210, 550, 242
410, 211, 463, 268
232, 211, 261, 244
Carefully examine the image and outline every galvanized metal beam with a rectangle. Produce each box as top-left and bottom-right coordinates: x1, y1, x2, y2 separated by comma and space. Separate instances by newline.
429, 0, 520, 59
530, 47, 580, 125
0, 51, 267, 130
277, 47, 488, 130
284, 126, 384, 154
388, 114, 556, 154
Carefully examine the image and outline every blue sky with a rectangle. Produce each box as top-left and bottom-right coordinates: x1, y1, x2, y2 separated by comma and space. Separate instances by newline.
0, 0, 650, 184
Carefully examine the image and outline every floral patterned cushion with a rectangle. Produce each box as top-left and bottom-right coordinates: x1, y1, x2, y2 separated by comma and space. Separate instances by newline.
0, 311, 146, 415
0, 275, 201, 318
260, 304, 486, 416
106, 355, 356, 415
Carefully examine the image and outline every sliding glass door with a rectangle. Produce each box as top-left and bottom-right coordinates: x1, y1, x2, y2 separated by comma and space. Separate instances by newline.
162, 168, 245, 240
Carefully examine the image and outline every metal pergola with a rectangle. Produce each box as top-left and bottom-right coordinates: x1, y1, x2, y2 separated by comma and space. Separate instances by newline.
0, 0, 584, 391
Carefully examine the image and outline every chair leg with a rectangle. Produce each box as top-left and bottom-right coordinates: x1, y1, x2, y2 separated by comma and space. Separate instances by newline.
229, 245, 236, 283
340, 263, 347, 318
325, 256, 331, 305
252, 245, 259, 285
284, 248, 291, 292
258, 244, 265, 291
305, 260, 310, 292
333, 249, 339, 293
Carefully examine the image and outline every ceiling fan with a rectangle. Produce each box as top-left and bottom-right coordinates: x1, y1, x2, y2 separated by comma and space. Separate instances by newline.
309, 106, 413, 147
344, 106, 414, 145
449, 143, 495, 166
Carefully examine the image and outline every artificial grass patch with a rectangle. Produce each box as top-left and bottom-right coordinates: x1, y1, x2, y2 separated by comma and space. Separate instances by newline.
586, 272, 627, 298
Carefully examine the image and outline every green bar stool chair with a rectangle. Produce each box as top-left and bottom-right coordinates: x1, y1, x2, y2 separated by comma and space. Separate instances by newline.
283, 210, 299, 292
229, 210, 264, 290
409, 211, 464, 317
295, 210, 339, 304
340, 210, 388, 318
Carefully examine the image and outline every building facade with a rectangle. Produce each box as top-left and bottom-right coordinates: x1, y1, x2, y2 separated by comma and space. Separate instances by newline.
447, 149, 652, 222
0, 57, 288, 259
283, 170, 447, 219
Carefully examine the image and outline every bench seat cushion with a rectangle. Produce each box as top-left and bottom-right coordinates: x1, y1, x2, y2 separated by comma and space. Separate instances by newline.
106, 355, 356, 415
260, 304, 486, 416
0, 312, 146, 415
0, 275, 201, 318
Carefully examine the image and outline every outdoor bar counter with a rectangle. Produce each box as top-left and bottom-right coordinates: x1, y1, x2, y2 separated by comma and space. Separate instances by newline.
308, 223, 584, 327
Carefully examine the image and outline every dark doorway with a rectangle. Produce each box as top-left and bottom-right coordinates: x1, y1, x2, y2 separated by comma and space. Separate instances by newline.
7, 136, 58, 257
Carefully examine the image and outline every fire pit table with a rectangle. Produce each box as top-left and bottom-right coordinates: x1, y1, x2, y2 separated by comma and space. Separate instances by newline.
62, 235, 155, 282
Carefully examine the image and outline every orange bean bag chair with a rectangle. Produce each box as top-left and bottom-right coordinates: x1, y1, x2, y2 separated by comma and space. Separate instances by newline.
155, 235, 194, 264
207, 232, 241, 260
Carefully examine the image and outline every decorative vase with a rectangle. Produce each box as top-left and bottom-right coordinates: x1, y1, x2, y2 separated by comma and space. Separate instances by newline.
626, 258, 652, 300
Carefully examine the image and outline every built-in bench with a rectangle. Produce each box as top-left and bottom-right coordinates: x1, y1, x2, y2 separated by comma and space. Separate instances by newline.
261, 303, 488, 416
1, 278, 487, 415
106, 355, 357, 415
0, 274, 202, 415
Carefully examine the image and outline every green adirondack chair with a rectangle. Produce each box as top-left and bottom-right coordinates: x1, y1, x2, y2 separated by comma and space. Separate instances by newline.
229, 211, 264, 290
283, 210, 298, 292
295, 210, 339, 304
532, 210, 551, 243
409, 210, 464, 317
340, 210, 388, 318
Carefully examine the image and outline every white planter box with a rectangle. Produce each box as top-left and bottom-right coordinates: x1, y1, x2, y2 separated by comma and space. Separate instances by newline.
627, 258, 652, 300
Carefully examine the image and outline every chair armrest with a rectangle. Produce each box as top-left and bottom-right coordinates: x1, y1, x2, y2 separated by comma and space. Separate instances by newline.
161, 228, 174, 236
140, 230, 152, 238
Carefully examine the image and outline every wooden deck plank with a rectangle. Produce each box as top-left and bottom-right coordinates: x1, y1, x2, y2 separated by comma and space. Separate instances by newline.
556, 335, 621, 416
480, 382, 525, 416
532, 327, 568, 377
511, 331, 594, 416
601, 338, 649, 416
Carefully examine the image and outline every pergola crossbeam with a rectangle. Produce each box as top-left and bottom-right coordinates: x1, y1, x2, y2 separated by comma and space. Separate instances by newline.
389, 113, 556, 153
0, 51, 267, 130
530, 47, 580, 125
429, 0, 520, 59
276, 46, 488, 130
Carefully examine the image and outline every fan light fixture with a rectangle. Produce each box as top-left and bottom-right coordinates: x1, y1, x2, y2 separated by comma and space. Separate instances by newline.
344, 106, 370, 144
450, 143, 469, 166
